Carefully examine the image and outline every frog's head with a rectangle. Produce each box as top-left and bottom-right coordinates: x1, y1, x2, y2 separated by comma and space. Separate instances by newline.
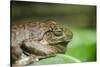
39, 21, 73, 52
43, 20, 73, 44
37, 20, 73, 53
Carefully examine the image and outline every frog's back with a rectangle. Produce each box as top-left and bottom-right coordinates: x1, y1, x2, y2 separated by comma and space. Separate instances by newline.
11, 21, 53, 46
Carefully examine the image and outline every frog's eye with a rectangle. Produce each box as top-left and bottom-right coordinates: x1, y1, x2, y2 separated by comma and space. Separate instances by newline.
54, 30, 62, 36
53, 27, 63, 36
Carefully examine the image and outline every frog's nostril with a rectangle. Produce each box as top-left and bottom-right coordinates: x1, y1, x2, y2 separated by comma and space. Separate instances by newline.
54, 31, 62, 36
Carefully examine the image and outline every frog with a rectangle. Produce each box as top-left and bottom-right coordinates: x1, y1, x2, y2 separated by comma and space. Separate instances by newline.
11, 20, 73, 66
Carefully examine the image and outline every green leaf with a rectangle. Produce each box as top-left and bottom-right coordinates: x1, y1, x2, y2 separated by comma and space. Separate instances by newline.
29, 54, 81, 65
66, 29, 96, 61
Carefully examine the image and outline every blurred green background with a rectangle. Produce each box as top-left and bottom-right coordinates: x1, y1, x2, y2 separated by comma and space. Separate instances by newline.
11, 1, 96, 65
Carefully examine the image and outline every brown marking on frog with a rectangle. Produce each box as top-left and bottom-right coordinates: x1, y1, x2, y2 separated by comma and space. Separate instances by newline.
11, 20, 73, 66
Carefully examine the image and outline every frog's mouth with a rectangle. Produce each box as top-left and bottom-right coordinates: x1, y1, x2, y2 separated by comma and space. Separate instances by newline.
44, 41, 69, 55
46, 30, 73, 45
47, 36, 72, 45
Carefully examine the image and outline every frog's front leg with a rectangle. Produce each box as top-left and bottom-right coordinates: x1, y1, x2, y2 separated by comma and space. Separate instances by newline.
13, 54, 39, 66
11, 42, 40, 66
21, 39, 57, 57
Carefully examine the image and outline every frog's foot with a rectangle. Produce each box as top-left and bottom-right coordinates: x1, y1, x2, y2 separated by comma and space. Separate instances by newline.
13, 55, 39, 66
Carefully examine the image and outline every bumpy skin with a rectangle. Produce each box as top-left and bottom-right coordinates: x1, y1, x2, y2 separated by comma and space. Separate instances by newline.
11, 20, 73, 66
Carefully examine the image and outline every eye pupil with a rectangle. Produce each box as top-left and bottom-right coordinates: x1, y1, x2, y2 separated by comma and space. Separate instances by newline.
54, 31, 62, 36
